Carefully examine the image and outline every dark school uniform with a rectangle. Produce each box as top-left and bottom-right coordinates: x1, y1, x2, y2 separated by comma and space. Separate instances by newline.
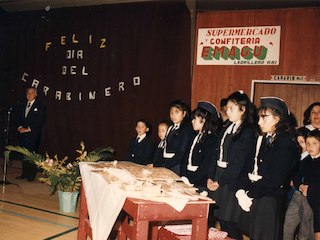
152, 140, 165, 166
125, 136, 154, 165
160, 123, 194, 175
211, 123, 256, 223
241, 132, 300, 240
180, 132, 219, 188
294, 155, 320, 232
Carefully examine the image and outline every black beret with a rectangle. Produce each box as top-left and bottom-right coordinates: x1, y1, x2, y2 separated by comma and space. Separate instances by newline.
260, 97, 289, 115
197, 101, 220, 118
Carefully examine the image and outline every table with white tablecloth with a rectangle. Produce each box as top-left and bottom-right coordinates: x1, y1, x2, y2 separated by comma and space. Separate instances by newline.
77, 161, 214, 240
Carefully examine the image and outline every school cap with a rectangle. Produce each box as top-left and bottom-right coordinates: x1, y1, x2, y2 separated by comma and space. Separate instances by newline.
260, 96, 290, 115
197, 101, 220, 118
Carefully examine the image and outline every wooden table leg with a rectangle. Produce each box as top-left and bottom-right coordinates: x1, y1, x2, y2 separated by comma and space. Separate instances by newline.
191, 217, 208, 240
150, 224, 159, 240
132, 220, 149, 240
77, 184, 90, 240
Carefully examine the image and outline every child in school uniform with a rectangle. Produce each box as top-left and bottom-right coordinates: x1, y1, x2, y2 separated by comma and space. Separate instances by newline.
154, 100, 193, 175
180, 101, 220, 188
236, 97, 299, 240
294, 129, 320, 240
283, 127, 314, 240
152, 120, 171, 167
207, 91, 257, 240
125, 119, 154, 165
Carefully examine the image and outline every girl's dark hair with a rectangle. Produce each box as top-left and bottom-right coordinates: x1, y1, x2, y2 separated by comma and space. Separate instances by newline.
295, 127, 310, 153
296, 127, 310, 139
307, 129, 320, 142
170, 100, 190, 114
191, 107, 221, 141
136, 118, 152, 136
158, 120, 171, 128
258, 107, 294, 137
227, 91, 257, 137
303, 102, 320, 126
220, 98, 228, 109
169, 100, 191, 126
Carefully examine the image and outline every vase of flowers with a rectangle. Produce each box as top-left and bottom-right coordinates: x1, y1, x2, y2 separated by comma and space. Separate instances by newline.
5, 141, 115, 212
58, 190, 79, 213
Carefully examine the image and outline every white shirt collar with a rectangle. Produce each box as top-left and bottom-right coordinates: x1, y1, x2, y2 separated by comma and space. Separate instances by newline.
266, 132, 276, 137
173, 122, 181, 130
311, 153, 320, 159
28, 99, 36, 106
137, 133, 146, 142
301, 151, 309, 160
226, 121, 241, 134
305, 124, 320, 131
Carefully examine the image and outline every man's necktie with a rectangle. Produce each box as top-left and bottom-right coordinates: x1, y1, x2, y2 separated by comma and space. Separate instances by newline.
25, 102, 32, 117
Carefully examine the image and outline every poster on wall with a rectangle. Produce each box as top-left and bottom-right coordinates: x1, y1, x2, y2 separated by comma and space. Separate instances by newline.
196, 26, 281, 65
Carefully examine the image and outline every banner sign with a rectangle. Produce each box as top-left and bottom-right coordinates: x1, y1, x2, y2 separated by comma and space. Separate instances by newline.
270, 75, 306, 81
197, 26, 281, 65
20, 33, 141, 102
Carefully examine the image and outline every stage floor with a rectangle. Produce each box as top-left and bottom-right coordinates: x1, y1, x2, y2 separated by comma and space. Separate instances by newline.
0, 159, 79, 240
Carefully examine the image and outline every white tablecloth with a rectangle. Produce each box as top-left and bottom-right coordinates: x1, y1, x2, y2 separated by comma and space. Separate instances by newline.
79, 162, 210, 240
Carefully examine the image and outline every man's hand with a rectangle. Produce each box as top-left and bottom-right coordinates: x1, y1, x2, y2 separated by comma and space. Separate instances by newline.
299, 184, 308, 196
18, 127, 30, 133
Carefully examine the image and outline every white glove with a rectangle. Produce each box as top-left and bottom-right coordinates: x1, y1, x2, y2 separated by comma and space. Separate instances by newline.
180, 176, 194, 187
235, 189, 253, 212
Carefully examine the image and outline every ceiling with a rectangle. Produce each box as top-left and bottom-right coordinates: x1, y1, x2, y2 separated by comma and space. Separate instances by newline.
0, 0, 158, 13
0, 0, 318, 13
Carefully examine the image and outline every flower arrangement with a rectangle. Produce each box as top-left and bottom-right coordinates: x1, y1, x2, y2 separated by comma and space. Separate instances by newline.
4, 142, 115, 193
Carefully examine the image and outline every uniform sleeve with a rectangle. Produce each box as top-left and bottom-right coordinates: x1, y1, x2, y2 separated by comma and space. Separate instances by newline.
293, 158, 309, 189
13, 104, 24, 128
125, 138, 135, 161
139, 139, 155, 165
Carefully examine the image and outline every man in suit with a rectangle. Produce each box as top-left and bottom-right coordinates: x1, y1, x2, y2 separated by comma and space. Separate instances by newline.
15, 87, 46, 181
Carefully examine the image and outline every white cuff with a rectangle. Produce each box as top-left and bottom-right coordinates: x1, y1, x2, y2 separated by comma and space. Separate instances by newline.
235, 189, 245, 198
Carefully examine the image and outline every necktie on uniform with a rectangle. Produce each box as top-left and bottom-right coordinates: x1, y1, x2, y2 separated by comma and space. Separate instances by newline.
265, 135, 272, 145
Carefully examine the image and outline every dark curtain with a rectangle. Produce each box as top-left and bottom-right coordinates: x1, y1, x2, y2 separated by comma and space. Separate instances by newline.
0, 1, 191, 160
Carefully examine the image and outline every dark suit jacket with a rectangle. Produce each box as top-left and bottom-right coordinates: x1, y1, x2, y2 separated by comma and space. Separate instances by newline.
215, 125, 256, 191
243, 132, 300, 199
162, 123, 194, 171
294, 155, 320, 207
14, 99, 46, 151
125, 136, 154, 165
181, 133, 219, 187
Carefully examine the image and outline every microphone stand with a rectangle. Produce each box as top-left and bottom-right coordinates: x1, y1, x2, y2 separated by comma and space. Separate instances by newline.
1, 107, 12, 187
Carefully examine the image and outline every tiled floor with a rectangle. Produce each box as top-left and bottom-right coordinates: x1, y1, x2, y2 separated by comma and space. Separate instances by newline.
0, 159, 79, 240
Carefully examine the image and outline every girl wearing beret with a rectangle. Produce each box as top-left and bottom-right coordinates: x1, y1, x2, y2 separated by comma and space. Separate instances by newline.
236, 97, 300, 240
207, 91, 257, 240
180, 101, 221, 188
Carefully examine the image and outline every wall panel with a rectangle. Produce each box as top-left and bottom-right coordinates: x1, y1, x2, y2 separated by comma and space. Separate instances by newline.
192, 7, 320, 124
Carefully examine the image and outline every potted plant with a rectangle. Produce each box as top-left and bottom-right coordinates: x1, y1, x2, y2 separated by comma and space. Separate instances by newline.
4, 142, 115, 212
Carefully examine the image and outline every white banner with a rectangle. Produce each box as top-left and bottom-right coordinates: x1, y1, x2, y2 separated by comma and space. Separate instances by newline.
196, 26, 281, 65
